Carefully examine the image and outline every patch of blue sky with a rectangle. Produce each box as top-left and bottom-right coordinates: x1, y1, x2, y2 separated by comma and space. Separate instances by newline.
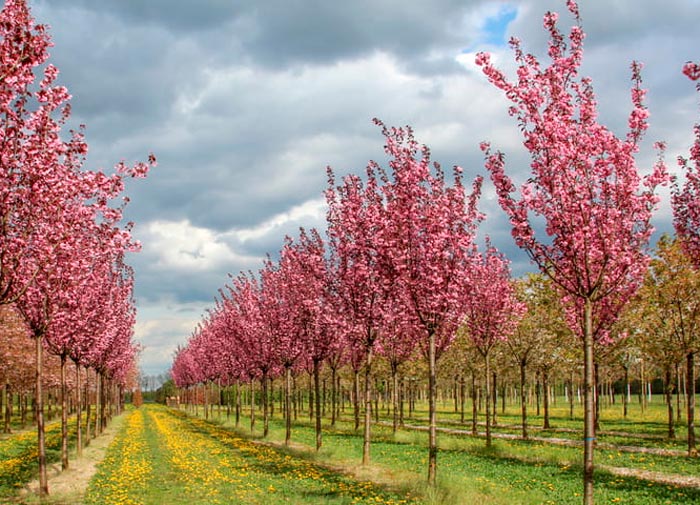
466, 3, 518, 52
483, 4, 518, 45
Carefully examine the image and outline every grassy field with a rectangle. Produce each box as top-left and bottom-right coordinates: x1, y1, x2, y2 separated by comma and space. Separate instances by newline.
186, 394, 700, 504
2, 395, 698, 504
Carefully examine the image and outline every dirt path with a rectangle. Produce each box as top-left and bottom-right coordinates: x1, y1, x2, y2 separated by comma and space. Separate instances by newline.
15, 413, 125, 504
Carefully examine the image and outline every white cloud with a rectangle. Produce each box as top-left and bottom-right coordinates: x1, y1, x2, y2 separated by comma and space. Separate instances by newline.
229, 197, 327, 243
142, 219, 256, 271
134, 301, 210, 375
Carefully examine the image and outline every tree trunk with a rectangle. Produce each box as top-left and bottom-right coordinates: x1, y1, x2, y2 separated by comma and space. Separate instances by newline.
3, 385, 11, 434
427, 329, 438, 486
285, 367, 292, 446
35, 334, 48, 496
353, 368, 360, 431
235, 380, 241, 427
94, 371, 101, 437
362, 347, 373, 465
308, 372, 314, 422
373, 377, 379, 423
262, 372, 269, 437
543, 367, 550, 430
520, 359, 528, 439
569, 370, 575, 420
330, 366, 337, 427
677, 364, 683, 424
74, 365, 82, 457
60, 354, 69, 471
665, 368, 675, 439
314, 358, 322, 451
687, 351, 697, 456
594, 363, 601, 432
484, 351, 492, 448
460, 375, 466, 424
399, 376, 405, 426
85, 371, 92, 444
492, 370, 498, 426
583, 297, 595, 505
249, 379, 255, 433
623, 364, 629, 419
471, 372, 478, 436
391, 362, 399, 434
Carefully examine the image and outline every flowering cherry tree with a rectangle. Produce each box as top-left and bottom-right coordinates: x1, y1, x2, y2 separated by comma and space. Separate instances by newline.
326, 163, 388, 464
462, 242, 525, 447
279, 228, 333, 449
476, 1, 667, 502
671, 60, 700, 457
372, 120, 483, 485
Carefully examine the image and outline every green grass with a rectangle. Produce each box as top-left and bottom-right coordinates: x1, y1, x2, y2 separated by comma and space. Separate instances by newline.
192, 396, 700, 505
0, 415, 84, 500
4, 396, 698, 504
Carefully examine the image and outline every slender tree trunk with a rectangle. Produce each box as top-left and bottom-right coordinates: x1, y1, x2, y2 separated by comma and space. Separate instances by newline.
687, 351, 697, 456
308, 372, 314, 422
501, 381, 506, 414
569, 370, 575, 420
330, 366, 337, 427
35, 334, 48, 496
427, 329, 438, 486
353, 368, 360, 431
677, 364, 683, 424
95, 371, 102, 436
362, 347, 373, 465
623, 365, 629, 419
293, 374, 298, 420
262, 372, 269, 438
75, 362, 83, 457
492, 370, 498, 426
85, 372, 91, 444
60, 354, 69, 471
594, 363, 601, 432
520, 359, 528, 439
460, 375, 466, 424
471, 372, 478, 436
250, 379, 255, 433
285, 367, 292, 446
204, 382, 209, 420
543, 367, 550, 430
337, 373, 342, 421
399, 376, 405, 426
373, 377, 379, 423
391, 362, 399, 434
583, 298, 595, 505
665, 368, 675, 439
484, 351, 492, 448
314, 358, 323, 450
3, 385, 10, 434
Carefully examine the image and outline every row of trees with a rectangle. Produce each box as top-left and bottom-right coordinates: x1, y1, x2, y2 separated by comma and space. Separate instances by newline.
0, 0, 153, 496
173, 2, 698, 504
173, 120, 525, 485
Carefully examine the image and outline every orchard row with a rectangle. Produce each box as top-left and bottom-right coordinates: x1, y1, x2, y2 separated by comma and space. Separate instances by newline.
0, 0, 154, 497
172, 2, 699, 504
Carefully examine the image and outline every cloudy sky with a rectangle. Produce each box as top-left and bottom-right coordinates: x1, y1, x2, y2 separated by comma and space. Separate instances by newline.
28, 0, 700, 375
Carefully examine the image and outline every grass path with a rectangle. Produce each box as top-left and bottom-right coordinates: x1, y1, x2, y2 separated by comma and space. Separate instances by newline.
84, 404, 419, 505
